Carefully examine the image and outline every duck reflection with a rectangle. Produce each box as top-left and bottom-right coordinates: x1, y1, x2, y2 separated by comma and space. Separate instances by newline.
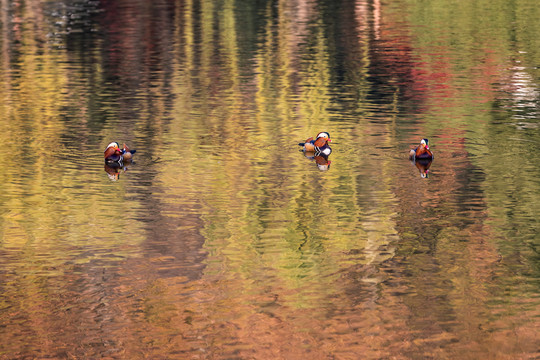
412, 158, 432, 178
302, 151, 332, 171
315, 153, 331, 171
104, 162, 132, 181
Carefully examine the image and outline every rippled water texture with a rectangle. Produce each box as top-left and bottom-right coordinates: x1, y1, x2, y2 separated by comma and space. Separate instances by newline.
0, 0, 539, 358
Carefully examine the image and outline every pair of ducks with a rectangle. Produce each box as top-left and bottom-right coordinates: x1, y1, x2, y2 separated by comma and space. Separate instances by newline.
299, 133, 433, 175
299, 133, 433, 160
107, 134, 333, 164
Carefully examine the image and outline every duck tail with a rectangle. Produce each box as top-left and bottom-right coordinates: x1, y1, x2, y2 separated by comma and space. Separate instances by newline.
299, 137, 314, 147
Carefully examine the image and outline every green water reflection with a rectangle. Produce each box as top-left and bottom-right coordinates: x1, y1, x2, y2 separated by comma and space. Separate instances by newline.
0, 0, 539, 358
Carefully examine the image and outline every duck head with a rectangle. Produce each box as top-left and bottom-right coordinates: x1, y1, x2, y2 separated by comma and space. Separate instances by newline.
106, 142, 120, 150
316, 132, 331, 141
104, 142, 122, 158
420, 138, 429, 149
314, 132, 331, 147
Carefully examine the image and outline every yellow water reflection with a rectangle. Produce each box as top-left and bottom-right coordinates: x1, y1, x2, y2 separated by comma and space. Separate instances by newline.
0, 0, 539, 358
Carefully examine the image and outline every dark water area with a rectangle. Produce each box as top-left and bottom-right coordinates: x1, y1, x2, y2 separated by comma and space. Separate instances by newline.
0, 0, 539, 358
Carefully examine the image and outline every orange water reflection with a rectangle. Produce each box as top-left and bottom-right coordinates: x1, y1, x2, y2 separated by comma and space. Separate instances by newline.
0, 0, 539, 358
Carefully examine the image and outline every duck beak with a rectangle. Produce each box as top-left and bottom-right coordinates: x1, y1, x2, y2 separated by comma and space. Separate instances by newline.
327, 139, 332, 142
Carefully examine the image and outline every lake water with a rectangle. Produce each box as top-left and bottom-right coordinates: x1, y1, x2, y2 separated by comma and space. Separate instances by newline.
0, 0, 539, 358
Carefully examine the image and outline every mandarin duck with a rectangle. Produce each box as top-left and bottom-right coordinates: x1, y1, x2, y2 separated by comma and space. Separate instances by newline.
104, 142, 136, 164
298, 132, 332, 156
409, 138, 433, 161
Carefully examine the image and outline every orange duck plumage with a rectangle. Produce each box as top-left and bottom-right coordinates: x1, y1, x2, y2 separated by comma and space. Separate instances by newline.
298, 132, 332, 155
409, 138, 433, 161
104, 142, 136, 164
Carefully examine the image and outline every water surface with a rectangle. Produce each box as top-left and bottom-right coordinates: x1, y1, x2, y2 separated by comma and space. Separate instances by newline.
0, 0, 539, 358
